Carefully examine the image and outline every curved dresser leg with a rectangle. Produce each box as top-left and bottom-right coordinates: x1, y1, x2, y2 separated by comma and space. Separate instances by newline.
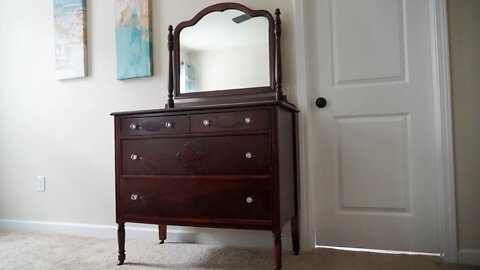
158, 224, 167, 244
273, 233, 282, 270
117, 223, 126, 265
291, 215, 300, 255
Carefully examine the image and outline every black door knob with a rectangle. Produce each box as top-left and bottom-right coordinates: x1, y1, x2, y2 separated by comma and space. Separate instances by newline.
315, 97, 327, 108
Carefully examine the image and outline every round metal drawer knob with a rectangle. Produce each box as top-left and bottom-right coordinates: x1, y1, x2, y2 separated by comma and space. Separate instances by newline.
246, 196, 254, 204
203, 120, 211, 126
245, 152, 254, 159
129, 123, 138, 130
130, 154, 139, 161
244, 117, 253, 124
165, 121, 174, 128
130, 194, 139, 201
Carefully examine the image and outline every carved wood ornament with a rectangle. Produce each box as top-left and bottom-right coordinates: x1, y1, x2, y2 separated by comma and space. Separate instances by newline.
176, 141, 206, 171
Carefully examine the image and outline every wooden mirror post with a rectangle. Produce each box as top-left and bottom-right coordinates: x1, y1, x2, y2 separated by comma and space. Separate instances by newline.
167, 25, 174, 108
274, 9, 284, 102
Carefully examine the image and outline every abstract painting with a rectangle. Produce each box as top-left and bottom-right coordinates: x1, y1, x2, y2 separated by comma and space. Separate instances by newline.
115, 0, 152, 80
53, 0, 87, 80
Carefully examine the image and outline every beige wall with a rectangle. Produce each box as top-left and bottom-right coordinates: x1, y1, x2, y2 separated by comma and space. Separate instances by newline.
0, 0, 296, 230
448, 0, 480, 250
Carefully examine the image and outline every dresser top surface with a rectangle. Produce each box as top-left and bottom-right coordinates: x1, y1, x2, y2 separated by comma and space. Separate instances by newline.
110, 100, 298, 117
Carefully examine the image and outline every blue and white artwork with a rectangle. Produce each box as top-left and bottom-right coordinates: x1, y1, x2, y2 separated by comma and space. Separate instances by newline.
53, 0, 87, 80
115, 0, 152, 80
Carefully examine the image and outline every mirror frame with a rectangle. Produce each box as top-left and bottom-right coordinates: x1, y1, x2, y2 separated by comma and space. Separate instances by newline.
171, 3, 276, 101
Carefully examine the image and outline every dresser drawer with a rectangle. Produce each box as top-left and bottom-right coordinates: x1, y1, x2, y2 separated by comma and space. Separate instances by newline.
191, 110, 270, 133
122, 135, 271, 175
121, 178, 271, 220
120, 115, 189, 136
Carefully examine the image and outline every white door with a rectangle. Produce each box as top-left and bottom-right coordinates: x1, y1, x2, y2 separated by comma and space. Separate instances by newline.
305, 0, 440, 252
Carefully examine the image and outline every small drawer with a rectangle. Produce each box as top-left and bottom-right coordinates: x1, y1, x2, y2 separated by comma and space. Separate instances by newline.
121, 135, 271, 175
191, 110, 270, 133
121, 178, 271, 220
120, 115, 189, 136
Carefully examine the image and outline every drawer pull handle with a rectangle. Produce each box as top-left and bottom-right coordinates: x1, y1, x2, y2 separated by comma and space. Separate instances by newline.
130, 194, 139, 201
244, 117, 253, 124
203, 120, 211, 126
129, 123, 138, 130
246, 196, 254, 204
245, 152, 254, 159
130, 154, 139, 161
165, 121, 174, 128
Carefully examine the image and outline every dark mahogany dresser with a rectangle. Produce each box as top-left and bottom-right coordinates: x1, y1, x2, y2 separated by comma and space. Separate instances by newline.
111, 3, 299, 269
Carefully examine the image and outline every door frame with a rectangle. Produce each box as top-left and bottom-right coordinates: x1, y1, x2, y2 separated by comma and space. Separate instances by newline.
293, 0, 458, 262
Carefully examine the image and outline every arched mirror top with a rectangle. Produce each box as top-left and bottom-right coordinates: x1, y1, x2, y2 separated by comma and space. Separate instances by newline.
168, 3, 283, 105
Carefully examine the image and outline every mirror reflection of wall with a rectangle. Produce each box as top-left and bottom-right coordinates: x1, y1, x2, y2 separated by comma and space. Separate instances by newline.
179, 9, 270, 93
180, 48, 197, 92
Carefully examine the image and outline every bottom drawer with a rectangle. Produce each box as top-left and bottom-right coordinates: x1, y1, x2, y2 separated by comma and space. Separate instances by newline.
120, 178, 271, 221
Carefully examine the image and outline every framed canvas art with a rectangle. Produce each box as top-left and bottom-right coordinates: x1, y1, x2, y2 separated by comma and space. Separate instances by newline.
115, 0, 153, 80
53, 0, 87, 80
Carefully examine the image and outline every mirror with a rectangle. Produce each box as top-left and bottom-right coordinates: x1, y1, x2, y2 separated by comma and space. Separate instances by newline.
171, 3, 279, 102
179, 10, 270, 93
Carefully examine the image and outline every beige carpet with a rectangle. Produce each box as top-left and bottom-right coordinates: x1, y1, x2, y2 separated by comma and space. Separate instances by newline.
0, 230, 478, 270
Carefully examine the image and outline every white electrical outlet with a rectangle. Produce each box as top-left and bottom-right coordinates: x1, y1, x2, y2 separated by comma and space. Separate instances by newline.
36, 176, 45, 192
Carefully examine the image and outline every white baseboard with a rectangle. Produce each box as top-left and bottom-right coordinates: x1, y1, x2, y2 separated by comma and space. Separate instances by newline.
0, 219, 291, 250
458, 249, 480, 266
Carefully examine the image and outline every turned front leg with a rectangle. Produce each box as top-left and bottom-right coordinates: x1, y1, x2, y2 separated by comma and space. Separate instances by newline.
117, 223, 125, 265
273, 233, 282, 270
158, 224, 167, 244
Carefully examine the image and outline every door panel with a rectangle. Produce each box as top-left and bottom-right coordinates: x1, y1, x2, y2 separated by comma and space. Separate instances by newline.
306, 0, 439, 252
336, 114, 410, 212
332, 0, 407, 85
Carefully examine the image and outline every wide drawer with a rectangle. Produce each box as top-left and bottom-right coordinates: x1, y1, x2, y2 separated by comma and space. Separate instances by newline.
120, 115, 189, 136
191, 109, 270, 133
122, 135, 271, 175
121, 178, 271, 220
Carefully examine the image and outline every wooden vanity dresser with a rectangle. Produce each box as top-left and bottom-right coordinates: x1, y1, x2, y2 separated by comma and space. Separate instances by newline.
112, 3, 299, 269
